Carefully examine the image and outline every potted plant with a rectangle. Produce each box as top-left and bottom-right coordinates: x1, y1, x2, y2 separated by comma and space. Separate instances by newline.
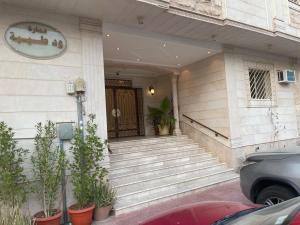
148, 97, 176, 136
0, 121, 27, 207
31, 121, 65, 225
93, 181, 116, 221
68, 114, 108, 225
0, 202, 32, 225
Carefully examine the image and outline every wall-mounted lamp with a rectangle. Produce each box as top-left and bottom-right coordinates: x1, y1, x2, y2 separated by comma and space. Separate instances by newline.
74, 77, 86, 95
149, 85, 155, 96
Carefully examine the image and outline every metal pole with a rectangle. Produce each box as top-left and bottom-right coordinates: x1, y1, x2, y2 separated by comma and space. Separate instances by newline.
60, 140, 69, 225
76, 95, 84, 138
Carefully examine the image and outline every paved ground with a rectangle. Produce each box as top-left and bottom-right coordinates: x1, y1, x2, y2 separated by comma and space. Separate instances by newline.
94, 180, 251, 225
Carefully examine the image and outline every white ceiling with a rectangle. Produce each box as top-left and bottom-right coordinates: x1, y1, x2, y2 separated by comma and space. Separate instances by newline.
103, 27, 219, 68
2, 0, 300, 61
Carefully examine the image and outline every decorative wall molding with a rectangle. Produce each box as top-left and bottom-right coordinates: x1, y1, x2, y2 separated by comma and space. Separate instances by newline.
290, 8, 300, 29
170, 0, 223, 17
290, 0, 300, 6
79, 17, 102, 33
137, 0, 223, 18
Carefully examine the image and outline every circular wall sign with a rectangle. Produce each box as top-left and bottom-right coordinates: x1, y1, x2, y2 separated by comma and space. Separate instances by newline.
4, 22, 67, 59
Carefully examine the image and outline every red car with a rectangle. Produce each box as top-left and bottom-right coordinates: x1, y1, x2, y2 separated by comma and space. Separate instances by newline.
140, 197, 300, 225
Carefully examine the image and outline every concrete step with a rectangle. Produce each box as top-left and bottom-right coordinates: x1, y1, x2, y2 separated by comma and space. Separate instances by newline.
114, 170, 239, 214
109, 157, 218, 178
109, 153, 212, 176
110, 159, 220, 183
114, 164, 227, 195
109, 135, 189, 149
110, 148, 204, 167
110, 142, 199, 155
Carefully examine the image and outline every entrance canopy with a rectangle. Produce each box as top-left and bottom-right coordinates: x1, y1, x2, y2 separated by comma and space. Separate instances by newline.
2, 0, 300, 58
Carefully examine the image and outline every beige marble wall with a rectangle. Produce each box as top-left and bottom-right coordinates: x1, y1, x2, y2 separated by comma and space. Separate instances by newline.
178, 53, 230, 137
224, 48, 299, 149
0, 5, 107, 214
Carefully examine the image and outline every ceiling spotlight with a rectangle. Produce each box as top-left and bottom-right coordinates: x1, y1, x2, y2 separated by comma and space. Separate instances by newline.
208, 51, 211, 54
117, 47, 120, 51
106, 34, 110, 37
177, 63, 181, 67
175, 55, 179, 59
137, 58, 141, 62
163, 43, 167, 48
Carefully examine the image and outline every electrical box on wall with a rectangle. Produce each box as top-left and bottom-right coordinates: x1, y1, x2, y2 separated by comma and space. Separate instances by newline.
277, 70, 296, 83
66, 81, 75, 95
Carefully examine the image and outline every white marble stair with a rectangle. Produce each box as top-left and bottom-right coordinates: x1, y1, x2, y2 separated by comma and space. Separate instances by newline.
108, 135, 238, 215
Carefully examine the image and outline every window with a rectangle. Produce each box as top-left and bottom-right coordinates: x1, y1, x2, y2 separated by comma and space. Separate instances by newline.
248, 68, 272, 100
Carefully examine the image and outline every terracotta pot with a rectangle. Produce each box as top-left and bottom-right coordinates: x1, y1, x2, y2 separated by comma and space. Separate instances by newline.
158, 125, 170, 136
68, 204, 95, 225
33, 209, 62, 225
94, 205, 112, 221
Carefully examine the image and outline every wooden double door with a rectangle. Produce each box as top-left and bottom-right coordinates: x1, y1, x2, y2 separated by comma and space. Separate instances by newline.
105, 87, 144, 138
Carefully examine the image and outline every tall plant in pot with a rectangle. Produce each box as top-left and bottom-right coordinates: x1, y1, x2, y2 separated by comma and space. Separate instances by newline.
31, 121, 65, 225
0, 121, 27, 207
68, 114, 108, 225
93, 181, 116, 221
148, 97, 176, 136
0, 202, 32, 225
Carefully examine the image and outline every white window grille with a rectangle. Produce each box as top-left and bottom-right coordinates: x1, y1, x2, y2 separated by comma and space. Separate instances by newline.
248, 68, 272, 100
244, 62, 276, 107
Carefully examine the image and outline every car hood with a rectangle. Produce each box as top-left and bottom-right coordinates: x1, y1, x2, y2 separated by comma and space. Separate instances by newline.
139, 201, 255, 225
247, 150, 300, 162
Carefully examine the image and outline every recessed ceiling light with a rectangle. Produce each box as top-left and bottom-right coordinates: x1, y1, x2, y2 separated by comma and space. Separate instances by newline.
163, 43, 167, 48
117, 47, 120, 51
177, 63, 181, 66
106, 34, 110, 37
175, 55, 179, 59
137, 58, 141, 62
208, 51, 211, 54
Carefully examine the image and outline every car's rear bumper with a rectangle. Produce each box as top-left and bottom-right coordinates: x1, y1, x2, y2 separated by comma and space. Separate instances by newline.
240, 165, 253, 201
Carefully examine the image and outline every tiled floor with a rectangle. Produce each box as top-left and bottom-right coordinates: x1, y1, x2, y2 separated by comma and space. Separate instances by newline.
94, 180, 251, 225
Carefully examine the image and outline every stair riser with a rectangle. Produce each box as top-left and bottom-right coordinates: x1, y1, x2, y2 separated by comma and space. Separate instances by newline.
110, 144, 199, 155
109, 137, 189, 148
110, 141, 193, 153
110, 160, 219, 183
114, 176, 239, 215
115, 172, 238, 209
109, 155, 212, 177
110, 153, 210, 171
110, 149, 203, 166
115, 166, 226, 195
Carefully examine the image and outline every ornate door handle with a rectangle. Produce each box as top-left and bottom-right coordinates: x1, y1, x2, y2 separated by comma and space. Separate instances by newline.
116, 109, 121, 117
112, 109, 121, 117
112, 109, 116, 117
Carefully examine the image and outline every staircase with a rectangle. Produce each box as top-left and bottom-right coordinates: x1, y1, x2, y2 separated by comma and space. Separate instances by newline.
108, 135, 239, 215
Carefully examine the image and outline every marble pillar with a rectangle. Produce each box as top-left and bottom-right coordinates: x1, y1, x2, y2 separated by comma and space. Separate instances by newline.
79, 18, 107, 140
171, 75, 181, 135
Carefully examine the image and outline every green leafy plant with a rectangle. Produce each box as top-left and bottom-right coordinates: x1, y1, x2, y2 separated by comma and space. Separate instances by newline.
0, 121, 27, 206
70, 114, 108, 209
31, 121, 65, 217
148, 97, 176, 134
0, 202, 32, 225
93, 182, 116, 208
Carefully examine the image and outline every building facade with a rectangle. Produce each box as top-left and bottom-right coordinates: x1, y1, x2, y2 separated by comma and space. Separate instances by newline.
2, 0, 300, 213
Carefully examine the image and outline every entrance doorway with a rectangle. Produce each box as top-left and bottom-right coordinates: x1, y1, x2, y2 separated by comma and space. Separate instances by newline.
105, 79, 144, 138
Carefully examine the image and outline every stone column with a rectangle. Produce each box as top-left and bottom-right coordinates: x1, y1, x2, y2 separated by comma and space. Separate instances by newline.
171, 75, 181, 135
79, 18, 110, 166
79, 18, 107, 140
